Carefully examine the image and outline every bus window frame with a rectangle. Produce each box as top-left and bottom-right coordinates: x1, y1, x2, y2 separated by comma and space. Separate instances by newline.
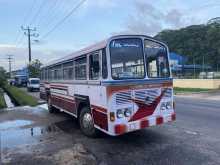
89, 50, 101, 81
109, 37, 146, 80
102, 48, 108, 79
74, 55, 87, 80
144, 39, 171, 79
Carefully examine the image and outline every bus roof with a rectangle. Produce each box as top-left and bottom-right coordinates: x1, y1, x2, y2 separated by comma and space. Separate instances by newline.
42, 39, 107, 68
42, 34, 157, 68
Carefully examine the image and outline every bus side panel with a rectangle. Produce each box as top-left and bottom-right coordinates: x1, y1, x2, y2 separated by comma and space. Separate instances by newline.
74, 84, 109, 131
50, 83, 77, 114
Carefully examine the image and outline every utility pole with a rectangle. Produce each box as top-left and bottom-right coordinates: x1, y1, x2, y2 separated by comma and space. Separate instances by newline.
21, 26, 39, 63
6, 55, 13, 78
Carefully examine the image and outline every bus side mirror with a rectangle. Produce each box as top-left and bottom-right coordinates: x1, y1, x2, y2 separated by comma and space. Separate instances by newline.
92, 61, 100, 73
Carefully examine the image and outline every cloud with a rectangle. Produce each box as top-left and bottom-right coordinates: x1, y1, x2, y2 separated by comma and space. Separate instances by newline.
0, 44, 16, 48
126, 1, 199, 36
0, 44, 71, 71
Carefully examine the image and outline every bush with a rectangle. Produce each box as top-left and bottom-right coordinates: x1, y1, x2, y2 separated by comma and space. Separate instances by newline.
174, 87, 211, 94
3, 85, 38, 106
0, 89, 6, 109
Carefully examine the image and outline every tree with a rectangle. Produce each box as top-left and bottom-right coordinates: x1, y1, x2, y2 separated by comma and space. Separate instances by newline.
0, 67, 7, 87
27, 59, 42, 78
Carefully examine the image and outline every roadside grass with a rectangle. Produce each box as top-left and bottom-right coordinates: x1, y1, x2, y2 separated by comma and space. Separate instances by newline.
174, 87, 211, 94
3, 85, 38, 106
0, 88, 6, 109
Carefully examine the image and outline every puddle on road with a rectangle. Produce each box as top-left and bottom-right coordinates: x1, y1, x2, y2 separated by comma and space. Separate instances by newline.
0, 120, 32, 131
37, 104, 48, 110
0, 124, 60, 149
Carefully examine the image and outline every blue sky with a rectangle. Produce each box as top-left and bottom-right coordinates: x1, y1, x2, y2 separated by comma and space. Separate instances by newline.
0, 0, 220, 70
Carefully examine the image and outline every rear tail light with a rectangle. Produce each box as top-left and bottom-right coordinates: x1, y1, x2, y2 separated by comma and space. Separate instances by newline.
156, 116, 164, 125
171, 113, 176, 121
140, 120, 149, 129
115, 124, 126, 135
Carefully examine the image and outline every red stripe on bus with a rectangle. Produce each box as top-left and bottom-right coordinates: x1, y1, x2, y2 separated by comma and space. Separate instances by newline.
51, 95, 75, 103
51, 95, 76, 114
92, 109, 108, 131
91, 105, 107, 113
50, 84, 68, 89
129, 90, 165, 122
107, 82, 172, 97
51, 87, 68, 91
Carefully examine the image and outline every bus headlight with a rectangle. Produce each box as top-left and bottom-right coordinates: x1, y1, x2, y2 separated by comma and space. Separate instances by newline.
117, 109, 124, 118
160, 103, 166, 111
161, 102, 172, 110
166, 102, 172, 109
124, 108, 132, 117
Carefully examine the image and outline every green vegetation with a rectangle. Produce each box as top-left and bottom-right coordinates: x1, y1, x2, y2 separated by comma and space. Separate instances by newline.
28, 59, 42, 78
0, 67, 7, 87
3, 85, 38, 106
174, 87, 211, 94
155, 23, 220, 70
0, 89, 6, 109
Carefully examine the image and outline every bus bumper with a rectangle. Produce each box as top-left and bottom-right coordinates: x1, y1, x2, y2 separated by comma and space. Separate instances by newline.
114, 113, 176, 135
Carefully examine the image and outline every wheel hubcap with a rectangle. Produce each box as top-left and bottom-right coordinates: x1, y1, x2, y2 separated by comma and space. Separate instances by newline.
82, 113, 93, 129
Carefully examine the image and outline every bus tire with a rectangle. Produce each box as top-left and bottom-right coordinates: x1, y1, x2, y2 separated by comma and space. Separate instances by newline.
79, 107, 97, 137
47, 96, 56, 113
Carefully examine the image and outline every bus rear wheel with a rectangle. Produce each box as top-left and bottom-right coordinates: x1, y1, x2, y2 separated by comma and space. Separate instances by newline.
79, 107, 97, 137
47, 96, 56, 113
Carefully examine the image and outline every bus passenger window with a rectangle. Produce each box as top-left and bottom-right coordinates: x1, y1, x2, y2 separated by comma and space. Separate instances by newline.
102, 49, 108, 79
63, 61, 73, 80
48, 69, 52, 80
75, 56, 87, 80
89, 53, 100, 80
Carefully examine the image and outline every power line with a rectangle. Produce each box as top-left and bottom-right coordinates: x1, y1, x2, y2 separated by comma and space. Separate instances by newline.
29, 0, 46, 26
39, 0, 71, 35
35, 0, 60, 28
14, 0, 37, 47
41, 0, 87, 39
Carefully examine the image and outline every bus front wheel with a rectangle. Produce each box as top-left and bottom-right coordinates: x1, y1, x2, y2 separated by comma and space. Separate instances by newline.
79, 107, 97, 137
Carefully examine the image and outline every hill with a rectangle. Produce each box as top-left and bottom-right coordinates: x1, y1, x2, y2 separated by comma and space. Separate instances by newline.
155, 23, 220, 70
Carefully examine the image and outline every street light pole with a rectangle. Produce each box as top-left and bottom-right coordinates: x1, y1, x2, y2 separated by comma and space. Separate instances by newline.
6, 55, 13, 78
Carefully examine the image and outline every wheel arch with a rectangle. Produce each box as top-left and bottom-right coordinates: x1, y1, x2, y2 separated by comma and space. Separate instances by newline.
74, 94, 91, 118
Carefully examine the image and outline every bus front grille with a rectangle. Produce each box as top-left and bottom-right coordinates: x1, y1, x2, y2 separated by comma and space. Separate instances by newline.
115, 88, 172, 105
116, 91, 132, 105
135, 90, 158, 105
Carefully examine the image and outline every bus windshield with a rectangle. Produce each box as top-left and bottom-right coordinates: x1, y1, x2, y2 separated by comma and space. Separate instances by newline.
145, 40, 170, 78
110, 38, 145, 79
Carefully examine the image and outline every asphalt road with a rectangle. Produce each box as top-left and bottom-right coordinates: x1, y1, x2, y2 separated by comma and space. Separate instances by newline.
0, 96, 220, 165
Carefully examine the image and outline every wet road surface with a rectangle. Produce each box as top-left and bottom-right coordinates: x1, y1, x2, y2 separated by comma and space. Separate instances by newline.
0, 96, 220, 165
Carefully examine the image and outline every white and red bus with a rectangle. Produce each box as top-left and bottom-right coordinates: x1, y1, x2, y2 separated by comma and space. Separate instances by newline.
40, 35, 176, 137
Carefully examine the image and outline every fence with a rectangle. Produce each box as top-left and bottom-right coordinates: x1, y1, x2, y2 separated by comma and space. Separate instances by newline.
173, 79, 220, 89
